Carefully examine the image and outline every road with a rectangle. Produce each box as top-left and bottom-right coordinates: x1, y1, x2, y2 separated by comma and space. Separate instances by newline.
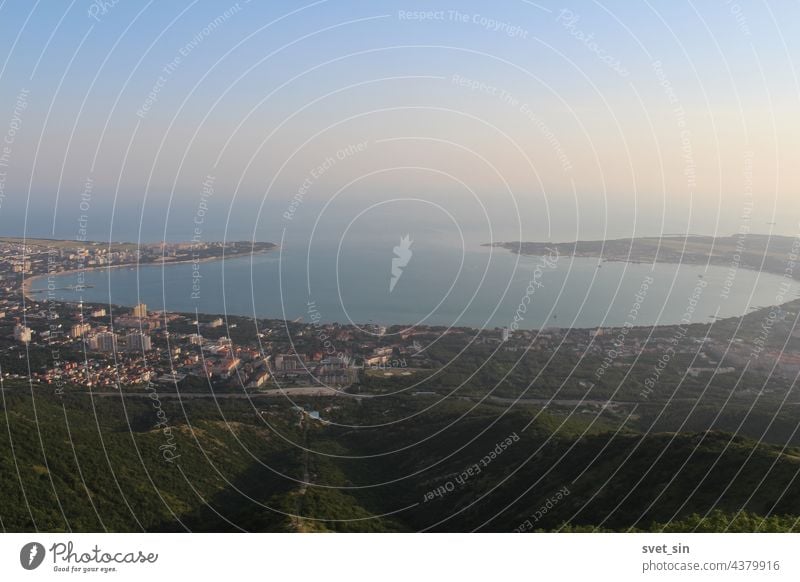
88, 386, 355, 398
84, 389, 645, 407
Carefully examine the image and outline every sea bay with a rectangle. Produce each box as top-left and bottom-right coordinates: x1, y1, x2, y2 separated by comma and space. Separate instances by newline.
34, 241, 798, 330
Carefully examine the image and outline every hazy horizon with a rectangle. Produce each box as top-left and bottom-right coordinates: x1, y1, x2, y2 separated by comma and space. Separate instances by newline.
0, 0, 798, 245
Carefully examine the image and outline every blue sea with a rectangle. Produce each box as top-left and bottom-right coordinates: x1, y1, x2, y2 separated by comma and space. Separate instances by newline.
35, 238, 798, 331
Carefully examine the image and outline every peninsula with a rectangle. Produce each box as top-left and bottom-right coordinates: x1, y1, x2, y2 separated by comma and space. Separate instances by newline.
0, 237, 277, 300
490, 233, 800, 279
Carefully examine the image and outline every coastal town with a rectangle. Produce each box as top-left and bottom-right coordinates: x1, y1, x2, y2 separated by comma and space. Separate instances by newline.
1, 236, 800, 405
0, 237, 431, 393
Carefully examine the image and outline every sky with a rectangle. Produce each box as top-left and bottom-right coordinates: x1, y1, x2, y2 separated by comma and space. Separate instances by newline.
0, 0, 798, 243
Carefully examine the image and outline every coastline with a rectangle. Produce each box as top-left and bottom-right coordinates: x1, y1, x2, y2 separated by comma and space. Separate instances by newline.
22, 246, 278, 303
19, 236, 799, 331
490, 235, 800, 282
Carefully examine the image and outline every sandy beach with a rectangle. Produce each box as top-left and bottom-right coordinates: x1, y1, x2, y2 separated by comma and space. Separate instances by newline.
21, 247, 277, 303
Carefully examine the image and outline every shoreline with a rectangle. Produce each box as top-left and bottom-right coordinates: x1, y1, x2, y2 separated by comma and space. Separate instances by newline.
489, 235, 800, 280
22, 247, 278, 303
20, 249, 800, 334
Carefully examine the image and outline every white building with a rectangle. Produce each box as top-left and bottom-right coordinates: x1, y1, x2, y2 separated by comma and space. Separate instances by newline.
126, 332, 152, 352
70, 322, 91, 338
92, 332, 118, 353
13, 323, 32, 343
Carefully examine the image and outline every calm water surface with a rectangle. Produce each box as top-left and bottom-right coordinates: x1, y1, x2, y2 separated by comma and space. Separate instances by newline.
35, 241, 798, 330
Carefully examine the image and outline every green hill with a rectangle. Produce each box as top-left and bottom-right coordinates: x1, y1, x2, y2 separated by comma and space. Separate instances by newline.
2, 384, 799, 532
